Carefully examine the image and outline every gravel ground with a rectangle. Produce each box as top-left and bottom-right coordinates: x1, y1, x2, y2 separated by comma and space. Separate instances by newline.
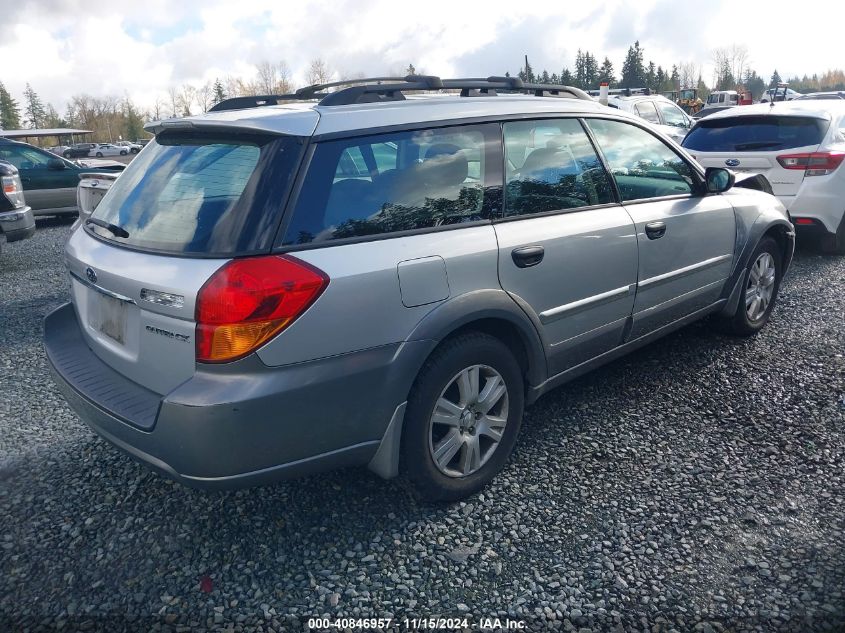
1, 220, 844, 633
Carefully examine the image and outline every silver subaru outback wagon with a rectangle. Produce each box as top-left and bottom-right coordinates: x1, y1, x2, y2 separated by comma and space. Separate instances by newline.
44, 75, 794, 501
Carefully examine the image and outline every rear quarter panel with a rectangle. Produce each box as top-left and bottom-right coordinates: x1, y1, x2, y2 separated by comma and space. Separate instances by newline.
256, 226, 501, 366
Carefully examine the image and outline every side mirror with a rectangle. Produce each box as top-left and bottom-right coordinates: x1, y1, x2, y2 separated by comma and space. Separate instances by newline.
47, 158, 66, 171
705, 167, 735, 193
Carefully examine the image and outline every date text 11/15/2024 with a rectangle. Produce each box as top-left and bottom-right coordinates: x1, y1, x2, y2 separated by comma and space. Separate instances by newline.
307, 617, 527, 630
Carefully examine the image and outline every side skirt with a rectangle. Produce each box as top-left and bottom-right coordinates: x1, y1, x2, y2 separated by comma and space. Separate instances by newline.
527, 299, 726, 404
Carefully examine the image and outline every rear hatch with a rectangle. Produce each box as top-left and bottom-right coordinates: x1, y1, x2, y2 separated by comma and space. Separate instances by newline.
66, 131, 305, 395
683, 113, 830, 199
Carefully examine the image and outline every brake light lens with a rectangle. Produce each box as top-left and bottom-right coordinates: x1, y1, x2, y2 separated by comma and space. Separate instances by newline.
777, 151, 845, 176
793, 217, 816, 225
1, 175, 26, 209
195, 255, 329, 363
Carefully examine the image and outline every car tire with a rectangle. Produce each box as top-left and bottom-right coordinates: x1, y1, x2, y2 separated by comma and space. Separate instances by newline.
120, 150, 128, 156
63, 152, 71, 158
401, 332, 525, 502
715, 236, 782, 336
820, 224, 845, 255
96, 152, 103, 157
131, 148, 139, 154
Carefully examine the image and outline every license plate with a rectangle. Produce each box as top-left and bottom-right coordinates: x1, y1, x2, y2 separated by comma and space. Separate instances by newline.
96, 293, 127, 344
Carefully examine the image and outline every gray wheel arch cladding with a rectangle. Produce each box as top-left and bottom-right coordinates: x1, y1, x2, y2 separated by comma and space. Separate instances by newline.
367, 288, 547, 480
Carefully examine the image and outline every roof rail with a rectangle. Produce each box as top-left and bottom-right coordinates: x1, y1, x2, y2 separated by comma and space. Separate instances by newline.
209, 74, 592, 111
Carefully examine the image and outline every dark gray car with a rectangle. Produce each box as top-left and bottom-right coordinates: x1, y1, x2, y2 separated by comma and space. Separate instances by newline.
44, 76, 794, 500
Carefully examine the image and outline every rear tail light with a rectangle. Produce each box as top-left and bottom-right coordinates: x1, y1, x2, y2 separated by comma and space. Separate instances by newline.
777, 151, 845, 176
195, 255, 329, 363
793, 217, 816, 226
1, 175, 26, 209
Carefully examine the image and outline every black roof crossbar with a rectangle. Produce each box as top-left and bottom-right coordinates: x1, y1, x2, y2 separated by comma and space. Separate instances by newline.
209, 75, 592, 112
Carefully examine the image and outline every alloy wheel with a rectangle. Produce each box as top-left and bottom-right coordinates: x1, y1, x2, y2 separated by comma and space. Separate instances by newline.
427, 364, 509, 478
745, 252, 776, 321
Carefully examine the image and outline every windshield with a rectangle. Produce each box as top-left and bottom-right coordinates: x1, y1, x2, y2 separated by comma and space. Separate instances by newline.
88, 133, 303, 255
683, 115, 829, 152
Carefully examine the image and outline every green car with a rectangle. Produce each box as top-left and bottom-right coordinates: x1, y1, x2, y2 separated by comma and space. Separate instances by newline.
0, 138, 124, 216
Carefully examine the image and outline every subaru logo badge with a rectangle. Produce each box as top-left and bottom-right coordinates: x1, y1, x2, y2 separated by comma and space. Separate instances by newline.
85, 267, 97, 284
725, 159, 740, 167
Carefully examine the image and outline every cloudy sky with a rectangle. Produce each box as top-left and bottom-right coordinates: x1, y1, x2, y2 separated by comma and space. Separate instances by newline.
1, 0, 842, 114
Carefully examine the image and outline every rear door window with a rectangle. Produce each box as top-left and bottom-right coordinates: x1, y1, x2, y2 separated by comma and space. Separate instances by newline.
281, 124, 497, 246
87, 133, 303, 255
503, 118, 615, 216
683, 115, 829, 152
634, 101, 661, 124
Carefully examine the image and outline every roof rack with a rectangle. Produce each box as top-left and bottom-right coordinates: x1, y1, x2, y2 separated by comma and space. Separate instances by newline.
208, 75, 592, 112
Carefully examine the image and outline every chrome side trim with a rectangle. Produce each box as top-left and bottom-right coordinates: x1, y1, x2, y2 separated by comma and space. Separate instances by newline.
69, 270, 136, 304
637, 254, 732, 290
539, 284, 635, 324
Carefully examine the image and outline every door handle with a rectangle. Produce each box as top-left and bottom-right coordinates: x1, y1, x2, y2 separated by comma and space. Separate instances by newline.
511, 245, 544, 268
645, 221, 667, 240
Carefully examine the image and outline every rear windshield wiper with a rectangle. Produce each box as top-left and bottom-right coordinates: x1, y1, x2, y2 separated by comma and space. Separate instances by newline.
733, 141, 783, 151
86, 217, 130, 238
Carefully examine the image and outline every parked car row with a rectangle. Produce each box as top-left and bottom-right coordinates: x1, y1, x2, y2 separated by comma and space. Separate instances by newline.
597, 89, 845, 254
0, 138, 125, 216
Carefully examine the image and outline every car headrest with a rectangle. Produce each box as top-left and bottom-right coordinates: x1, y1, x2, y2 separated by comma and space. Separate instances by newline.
420, 143, 468, 188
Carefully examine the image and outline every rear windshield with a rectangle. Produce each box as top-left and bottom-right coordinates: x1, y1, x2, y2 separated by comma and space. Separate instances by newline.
87, 133, 303, 255
683, 115, 829, 152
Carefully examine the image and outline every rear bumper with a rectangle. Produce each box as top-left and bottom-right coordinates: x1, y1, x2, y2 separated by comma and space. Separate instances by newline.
779, 189, 845, 235
45, 303, 430, 489
0, 207, 35, 242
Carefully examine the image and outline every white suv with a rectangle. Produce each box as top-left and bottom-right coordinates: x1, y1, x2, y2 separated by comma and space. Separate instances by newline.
684, 101, 845, 253
606, 93, 693, 144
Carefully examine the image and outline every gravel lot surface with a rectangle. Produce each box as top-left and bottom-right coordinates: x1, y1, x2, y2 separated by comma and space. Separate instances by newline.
1, 220, 844, 632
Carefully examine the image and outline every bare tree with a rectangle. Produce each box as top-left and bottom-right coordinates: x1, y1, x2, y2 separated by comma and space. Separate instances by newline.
196, 81, 213, 113
255, 60, 293, 94
179, 84, 197, 117
151, 96, 164, 121
306, 58, 333, 86
678, 62, 698, 90
167, 86, 180, 118
712, 44, 750, 90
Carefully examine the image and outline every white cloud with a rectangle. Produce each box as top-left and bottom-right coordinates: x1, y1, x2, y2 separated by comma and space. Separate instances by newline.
1, 0, 843, 115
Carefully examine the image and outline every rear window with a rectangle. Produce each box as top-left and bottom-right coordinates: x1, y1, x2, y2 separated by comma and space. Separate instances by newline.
280, 123, 497, 246
88, 133, 302, 255
683, 115, 829, 152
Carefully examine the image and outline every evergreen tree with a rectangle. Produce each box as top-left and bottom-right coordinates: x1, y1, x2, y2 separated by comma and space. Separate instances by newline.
43, 103, 65, 128
645, 61, 657, 92
696, 74, 710, 100
655, 66, 664, 90
620, 41, 646, 87
212, 78, 226, 104
743, 69, 766, 101
596, 57, 616, 87
540, 70, 550, 84
122, 98, 144, 141
517, 55, 535, 83
574, 50, 585, 89
769, 69, 782, 88
717, 59, 735, 91
584, 52, 598, 89
560, 68, 574, 86
22, 83, 47, 129
0, 81, 21, 130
